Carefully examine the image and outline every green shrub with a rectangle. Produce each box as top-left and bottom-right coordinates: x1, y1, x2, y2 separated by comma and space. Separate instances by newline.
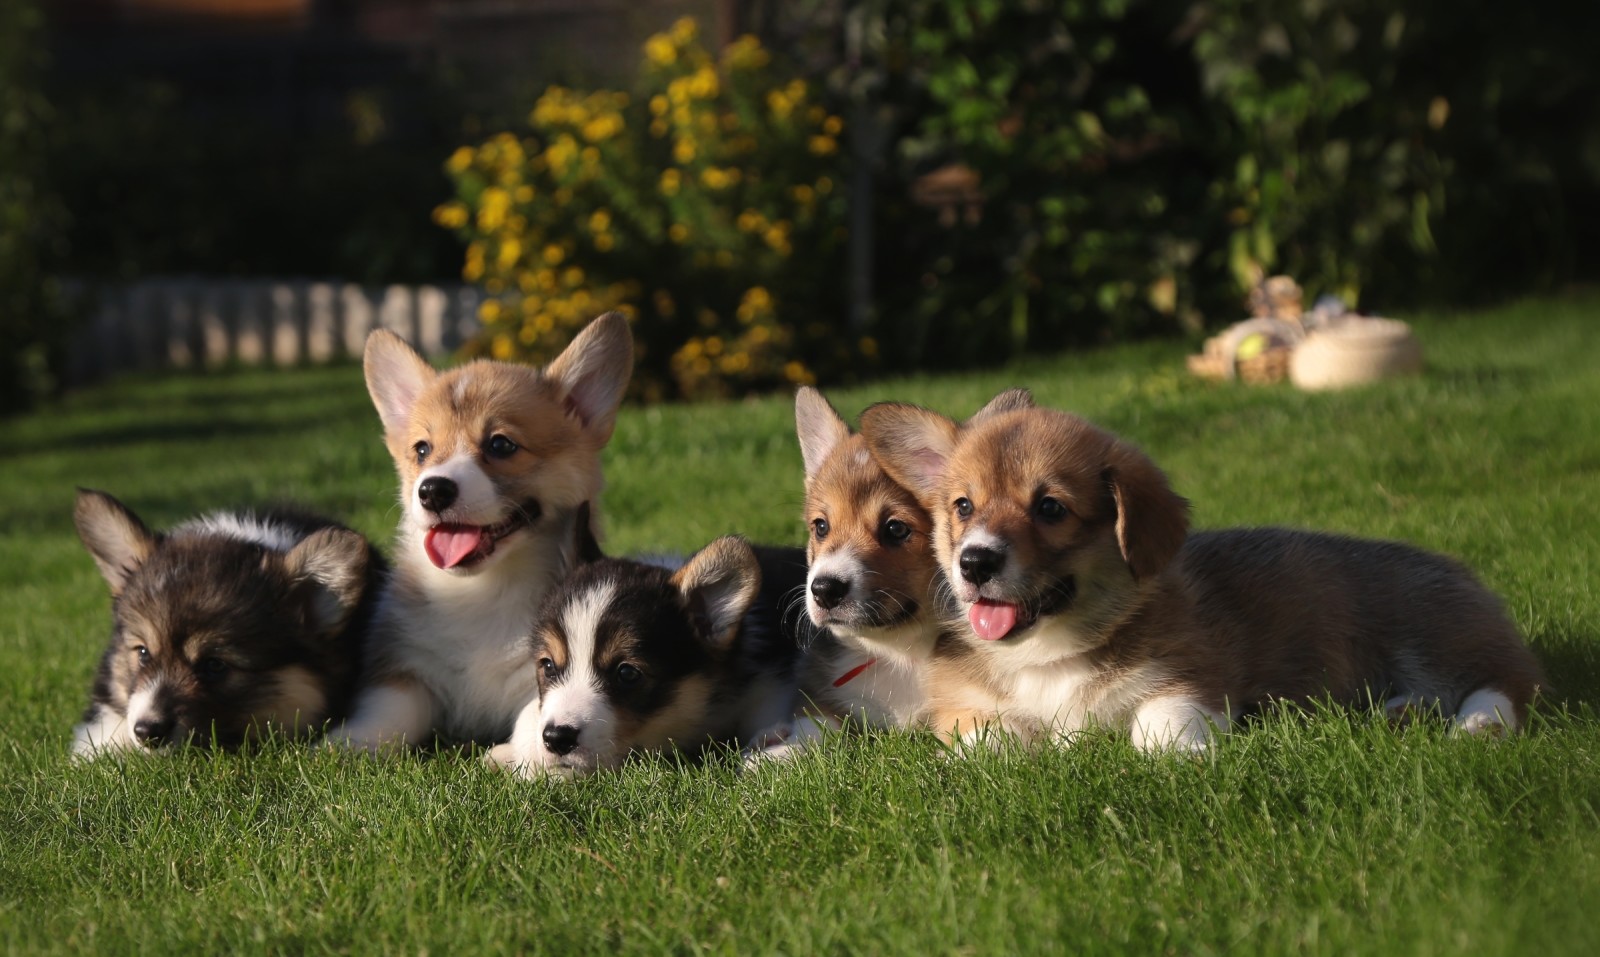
0, 0, 67, 412
437, 19, 853, 400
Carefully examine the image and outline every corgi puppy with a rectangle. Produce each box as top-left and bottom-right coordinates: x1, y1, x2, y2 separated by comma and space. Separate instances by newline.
327, 313, 633, 751
71, 489, 380, 757
780, 387, 1032, 742
862, 398, 1546, 749
488, 524, 804, 778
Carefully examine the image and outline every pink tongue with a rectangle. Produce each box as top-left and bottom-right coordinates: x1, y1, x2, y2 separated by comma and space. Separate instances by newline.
970, 599, 1019, 641
424, 525, 488, 569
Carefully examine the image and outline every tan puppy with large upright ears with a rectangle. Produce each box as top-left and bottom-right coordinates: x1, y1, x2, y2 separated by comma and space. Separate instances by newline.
327, 313, 633, 751
862, 397, 1545, 750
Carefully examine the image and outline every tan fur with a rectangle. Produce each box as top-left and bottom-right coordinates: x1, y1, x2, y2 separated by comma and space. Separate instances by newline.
862, 399, 1546, 747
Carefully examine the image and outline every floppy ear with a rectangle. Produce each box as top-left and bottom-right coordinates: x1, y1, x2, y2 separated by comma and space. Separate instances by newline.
363, 330, 436, 436
670, 536, 761, 648
544, 311, 634, 443
568, 501, 605, 566
1103, 442, 1190, 580
283, 528, 372, 638
969, 388, 1034, 424
858, 402, 959, 505
795, 387, 851, 479
74, 489, 158, 596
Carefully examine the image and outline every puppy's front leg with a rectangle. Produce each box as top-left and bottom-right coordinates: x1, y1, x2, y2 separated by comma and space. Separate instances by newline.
1129, 695, 1228, 752
323, 678, 437, 753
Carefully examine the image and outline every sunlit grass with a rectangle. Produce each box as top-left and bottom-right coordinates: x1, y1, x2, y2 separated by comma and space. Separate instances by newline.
2, 293, 1598, 954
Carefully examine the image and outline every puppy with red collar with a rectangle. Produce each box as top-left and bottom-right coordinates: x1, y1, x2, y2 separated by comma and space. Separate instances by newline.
862, 396, 1545, 749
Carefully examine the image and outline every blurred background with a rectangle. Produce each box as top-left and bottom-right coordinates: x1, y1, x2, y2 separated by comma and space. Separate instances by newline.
3, 0, 1598, 409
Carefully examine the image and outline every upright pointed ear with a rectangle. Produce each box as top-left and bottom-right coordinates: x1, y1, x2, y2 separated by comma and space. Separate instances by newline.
795, 387, 851, 479
569, 501, 605, 566
544, 311, 634, 443
74, 489, 158, 596
283, 528, 372, 638
669, 536, 761, 648
1103, 442, 1190, 580
859, 402, 959, 504
363, 329, 436, 436
969, 388, 1034, 424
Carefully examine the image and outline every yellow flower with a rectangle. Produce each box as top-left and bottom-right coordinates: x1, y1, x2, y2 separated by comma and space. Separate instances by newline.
766, 90, 793, 120
686, 65, 720, 100
514, 185, 535, 203
650, 119, 669, 138
783, 360, 815, 385
432, 202, 468, 229
823, 115, 843, 135
650, 95, 670, 117
542, 244, 565, 266
790, 184, 815, 205
477, 188, 511, 230
653, 289, 676, 317
595, 233, 614, 252
497, 238, 522, 271
446, 146, 475, 174
673, 138, 696, 164
722, 35, 770, 71
589, 209, 612, 233
808, 135, 838, 156
669, 17, 697, 45
480, 299, 502, 322
668, 223, 689, 244
562, 266, 585, 286
644, 34, 677, 67
660, 168, 682, 196
581, 113, 623, 143
736, 209, 765, 233
492, 335, 515, 360
701, 166, 739, 190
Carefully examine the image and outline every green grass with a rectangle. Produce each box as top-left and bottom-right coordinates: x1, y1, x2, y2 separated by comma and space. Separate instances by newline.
3, 294, 1599, 955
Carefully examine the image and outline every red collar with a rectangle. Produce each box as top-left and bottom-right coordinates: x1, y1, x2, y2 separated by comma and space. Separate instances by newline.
832, 658, 878, 688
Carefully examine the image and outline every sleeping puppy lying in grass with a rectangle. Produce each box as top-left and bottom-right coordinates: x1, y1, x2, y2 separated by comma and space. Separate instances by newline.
71, 489, 380, 757
861, 396, 1546, 750
488, 509, 805, 778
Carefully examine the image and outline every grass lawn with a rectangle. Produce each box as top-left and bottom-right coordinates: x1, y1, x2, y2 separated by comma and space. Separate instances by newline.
3, 294, 1598, 955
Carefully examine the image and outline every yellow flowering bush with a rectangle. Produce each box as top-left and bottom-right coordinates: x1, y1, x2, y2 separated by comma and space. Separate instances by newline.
436, 18, 849, 400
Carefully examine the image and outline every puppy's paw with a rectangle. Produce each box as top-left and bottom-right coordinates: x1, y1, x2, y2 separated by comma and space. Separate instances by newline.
484, 742, 518, 769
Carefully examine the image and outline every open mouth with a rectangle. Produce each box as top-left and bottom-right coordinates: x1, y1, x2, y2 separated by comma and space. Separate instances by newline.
967, 577, 1076, 641
423, 499, 541, 569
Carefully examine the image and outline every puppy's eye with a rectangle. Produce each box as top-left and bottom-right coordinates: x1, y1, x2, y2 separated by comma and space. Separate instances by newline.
812, 517, 830, 541
1036, 497, 1069, 521
133, 645, 150, 665
954, 497, 974, 519
195, 657, 229, 679
538, 657, 559, 681
615, 663, 642, 686
882, 518, 911, 543
486, 434, 519, 459
413, 440, 432, 464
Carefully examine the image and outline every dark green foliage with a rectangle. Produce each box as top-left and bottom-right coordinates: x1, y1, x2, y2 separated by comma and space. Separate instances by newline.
0, 0, 68, 412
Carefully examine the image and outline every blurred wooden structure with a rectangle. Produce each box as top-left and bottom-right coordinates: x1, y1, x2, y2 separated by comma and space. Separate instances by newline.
63, 279, 483, 385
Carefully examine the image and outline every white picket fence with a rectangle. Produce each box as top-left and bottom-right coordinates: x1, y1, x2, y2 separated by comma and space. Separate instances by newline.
64, 278, 484, 384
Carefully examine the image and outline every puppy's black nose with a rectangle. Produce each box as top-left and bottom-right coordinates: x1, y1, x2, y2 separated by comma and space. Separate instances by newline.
133, 716, 173, 746
959, 546, 1005, 586
542, 724, 580, 756
809, 576, 849, 610
417, 476, 458, 513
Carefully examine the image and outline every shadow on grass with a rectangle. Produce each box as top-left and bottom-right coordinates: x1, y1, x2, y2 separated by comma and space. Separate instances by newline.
1534, 632, 1600, 708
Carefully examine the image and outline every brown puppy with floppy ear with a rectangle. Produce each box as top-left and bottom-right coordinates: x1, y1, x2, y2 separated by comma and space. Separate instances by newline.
863, 396, 1545, 750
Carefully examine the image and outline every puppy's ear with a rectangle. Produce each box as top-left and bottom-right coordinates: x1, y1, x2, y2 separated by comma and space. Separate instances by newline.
284, 528, 372, 638
568, 501, 605, 566
969, 388, 1034, 424
545, 311, 634, 444
74, 489, 157, 596
859, 403, 958, 504
795, 387, 851, 479
363, 330, 436, 436
670, 536, 761, 648
1103, 442, 1190, 580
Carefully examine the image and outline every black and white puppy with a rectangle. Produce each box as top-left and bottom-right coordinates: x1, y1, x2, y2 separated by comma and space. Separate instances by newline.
71, 489, 381, 757
488, 518, 806, 778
